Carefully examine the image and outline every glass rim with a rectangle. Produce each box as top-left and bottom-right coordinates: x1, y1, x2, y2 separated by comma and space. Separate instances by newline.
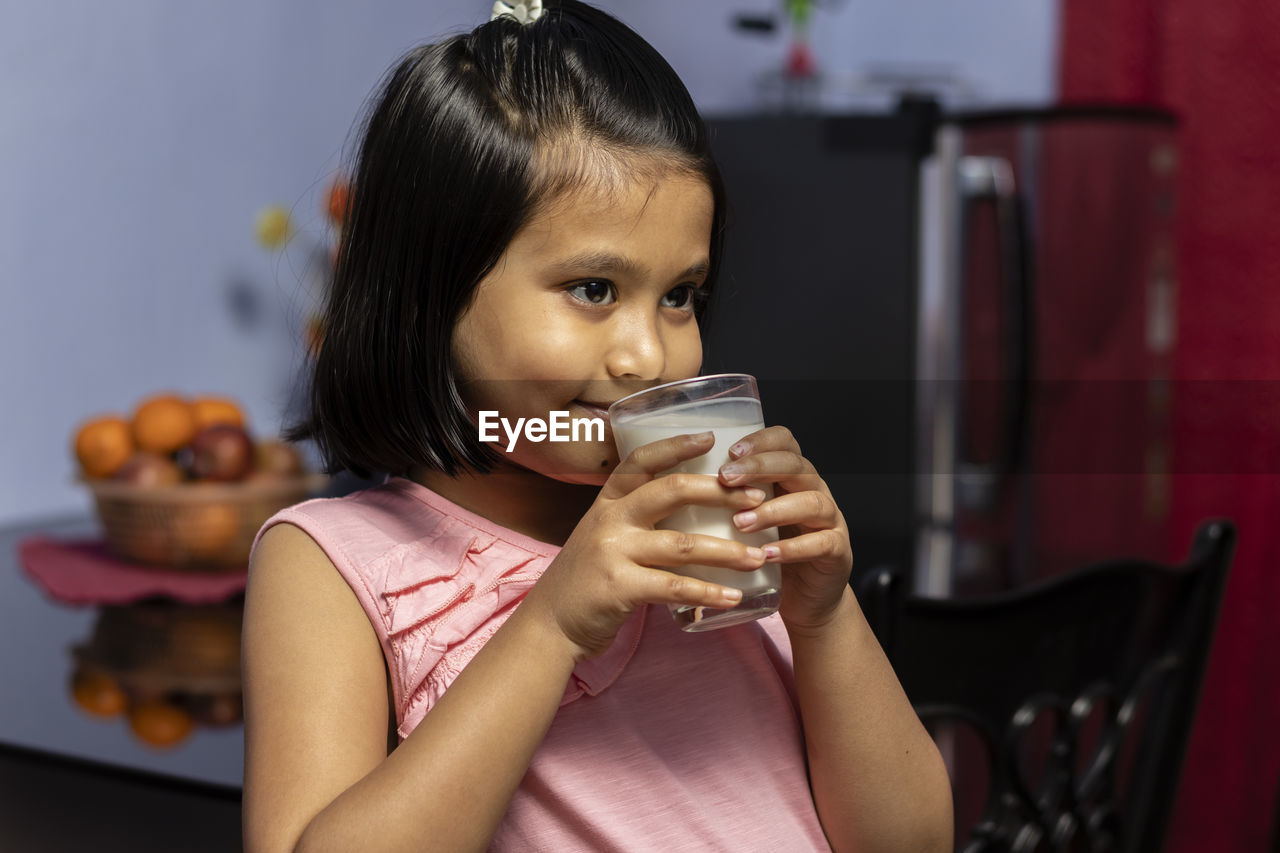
608, 373, 758, 417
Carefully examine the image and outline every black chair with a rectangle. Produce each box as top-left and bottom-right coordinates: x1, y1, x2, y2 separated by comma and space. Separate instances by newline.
862, 520, 1235, 853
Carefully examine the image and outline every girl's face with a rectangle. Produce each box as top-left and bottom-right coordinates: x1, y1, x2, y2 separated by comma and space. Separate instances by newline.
452, 165, 713, 485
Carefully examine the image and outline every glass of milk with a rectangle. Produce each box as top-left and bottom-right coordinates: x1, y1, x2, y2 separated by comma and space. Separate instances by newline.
609, 374, 781, 632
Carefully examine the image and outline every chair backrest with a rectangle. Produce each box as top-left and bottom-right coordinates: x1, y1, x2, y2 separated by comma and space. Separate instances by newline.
863, 520, 1235, 853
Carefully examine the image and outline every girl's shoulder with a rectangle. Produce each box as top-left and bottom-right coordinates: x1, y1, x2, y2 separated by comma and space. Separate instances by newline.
261, 476, 557, 570
253, 476, 556, 643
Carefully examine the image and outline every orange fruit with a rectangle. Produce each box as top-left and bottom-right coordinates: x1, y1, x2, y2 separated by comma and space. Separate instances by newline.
191, 396, 246, 431
131, 394, 197, 455
73, 415, 135, 478
71, 669, 128, 718
128, 701, 194, 748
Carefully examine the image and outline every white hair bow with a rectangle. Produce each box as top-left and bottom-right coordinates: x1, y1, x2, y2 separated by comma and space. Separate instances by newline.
491, 0, 543, 24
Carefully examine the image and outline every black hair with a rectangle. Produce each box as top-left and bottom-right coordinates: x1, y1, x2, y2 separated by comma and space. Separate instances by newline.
289, 0, 726, 479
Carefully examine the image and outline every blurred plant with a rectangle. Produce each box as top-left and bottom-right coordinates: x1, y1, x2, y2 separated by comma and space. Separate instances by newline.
254, 205, 294, 249
784, 0, 816, 78
253, 174, 351, 356
733, 0, 847, 80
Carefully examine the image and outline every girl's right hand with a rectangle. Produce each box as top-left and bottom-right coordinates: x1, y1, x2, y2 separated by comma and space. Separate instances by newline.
524, 431, 769, 660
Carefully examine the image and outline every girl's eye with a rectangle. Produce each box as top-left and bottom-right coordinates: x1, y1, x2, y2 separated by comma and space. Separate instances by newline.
567, 280, 615, 305
661, 284, 702, 310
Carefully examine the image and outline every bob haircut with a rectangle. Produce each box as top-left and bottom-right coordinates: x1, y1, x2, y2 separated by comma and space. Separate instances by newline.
291, 0, 726, 479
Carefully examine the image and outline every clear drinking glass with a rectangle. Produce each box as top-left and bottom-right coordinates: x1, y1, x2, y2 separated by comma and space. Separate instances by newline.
609, 374, 782, 632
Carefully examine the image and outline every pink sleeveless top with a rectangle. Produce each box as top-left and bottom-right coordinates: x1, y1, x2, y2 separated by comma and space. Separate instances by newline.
259, 477, 832, 851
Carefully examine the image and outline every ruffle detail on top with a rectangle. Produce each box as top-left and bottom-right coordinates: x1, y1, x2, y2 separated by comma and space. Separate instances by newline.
352, 479, 645, 740
384, 530, 544, 739
391, 533, 647, 737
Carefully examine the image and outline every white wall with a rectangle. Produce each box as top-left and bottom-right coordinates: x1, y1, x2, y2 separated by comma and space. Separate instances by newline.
613, 1, 1059, 113
0, 0, 1057, 525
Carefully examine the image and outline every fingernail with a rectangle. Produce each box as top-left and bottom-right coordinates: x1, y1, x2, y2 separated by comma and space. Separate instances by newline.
734, 510, 758, 529
729, 442, 749, 458
720, 463, 743, 481
721, 587, 743, 603
692, 431, 714, 443
745, 547, 766, 560
763, 545, 780, 560
744, 487, 766, 503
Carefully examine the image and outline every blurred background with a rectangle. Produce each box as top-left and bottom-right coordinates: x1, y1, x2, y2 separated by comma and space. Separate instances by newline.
0, 0, 1057, 526
4, 0, 1278, 850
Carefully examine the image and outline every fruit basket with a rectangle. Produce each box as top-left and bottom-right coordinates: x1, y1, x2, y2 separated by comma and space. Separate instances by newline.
86, 474, 327, 571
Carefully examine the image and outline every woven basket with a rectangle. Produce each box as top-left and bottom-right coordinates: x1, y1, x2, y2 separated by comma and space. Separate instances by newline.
86, 474, 327, 571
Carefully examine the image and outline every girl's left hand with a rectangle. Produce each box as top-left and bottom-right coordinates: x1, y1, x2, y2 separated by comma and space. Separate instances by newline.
717, 426, 853, 632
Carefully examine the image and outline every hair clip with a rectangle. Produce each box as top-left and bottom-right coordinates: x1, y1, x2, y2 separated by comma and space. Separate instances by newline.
491, 0, 543, 25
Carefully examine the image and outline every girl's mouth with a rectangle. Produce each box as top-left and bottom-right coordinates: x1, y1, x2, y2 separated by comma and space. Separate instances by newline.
572, 400, 613, 422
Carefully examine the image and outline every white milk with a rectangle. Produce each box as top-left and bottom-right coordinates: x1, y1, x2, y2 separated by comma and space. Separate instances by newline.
612, 398, 781, 595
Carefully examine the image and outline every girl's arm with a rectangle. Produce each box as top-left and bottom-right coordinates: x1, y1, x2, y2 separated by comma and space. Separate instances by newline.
718, 428, 953, 853
787, 589, 954, 853
242, 522, 578, 853
242, 432, 768, 853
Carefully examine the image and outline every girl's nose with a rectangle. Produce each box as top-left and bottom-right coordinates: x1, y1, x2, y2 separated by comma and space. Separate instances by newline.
604, 310, 665, 380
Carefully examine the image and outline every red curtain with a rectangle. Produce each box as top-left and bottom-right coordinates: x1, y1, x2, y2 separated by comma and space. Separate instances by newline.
1060, 1, 1280, 849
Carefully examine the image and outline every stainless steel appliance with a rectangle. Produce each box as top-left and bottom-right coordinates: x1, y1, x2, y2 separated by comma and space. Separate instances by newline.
703, 102, 1179, 595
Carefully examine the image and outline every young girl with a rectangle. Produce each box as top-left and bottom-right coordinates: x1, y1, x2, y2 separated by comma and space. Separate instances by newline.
242, 2, 953, 851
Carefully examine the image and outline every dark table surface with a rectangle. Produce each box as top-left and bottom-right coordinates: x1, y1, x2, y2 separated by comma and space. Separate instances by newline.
1, 514, 244, 790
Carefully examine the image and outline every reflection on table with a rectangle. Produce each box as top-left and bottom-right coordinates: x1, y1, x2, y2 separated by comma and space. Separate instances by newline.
2, 515, 245, 790
71, 599, 243, 749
